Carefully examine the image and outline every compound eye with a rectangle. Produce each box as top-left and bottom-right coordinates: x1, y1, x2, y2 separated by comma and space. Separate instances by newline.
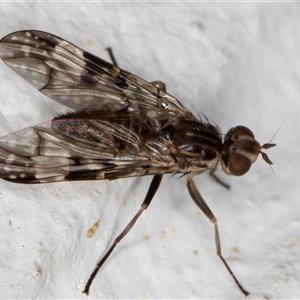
228, 152, 251, 176
231, 126, 255, 138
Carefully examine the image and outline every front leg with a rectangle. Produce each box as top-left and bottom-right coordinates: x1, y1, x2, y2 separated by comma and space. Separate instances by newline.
186, 175, 249, 296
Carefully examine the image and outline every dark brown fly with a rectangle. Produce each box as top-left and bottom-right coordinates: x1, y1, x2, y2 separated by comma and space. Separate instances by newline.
0, 30, 275, 296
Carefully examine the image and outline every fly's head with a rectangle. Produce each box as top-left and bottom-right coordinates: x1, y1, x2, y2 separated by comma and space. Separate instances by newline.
221, 126, 276, 176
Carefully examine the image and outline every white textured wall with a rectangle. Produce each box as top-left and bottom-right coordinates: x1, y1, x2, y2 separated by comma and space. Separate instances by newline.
0, 3, 299, 299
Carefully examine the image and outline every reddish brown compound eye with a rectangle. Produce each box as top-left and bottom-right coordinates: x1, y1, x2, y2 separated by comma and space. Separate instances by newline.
228, 152, 252, 176
231, 126, 255, 138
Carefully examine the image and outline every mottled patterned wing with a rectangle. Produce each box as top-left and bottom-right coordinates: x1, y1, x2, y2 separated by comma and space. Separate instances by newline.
0, 113, 176, 183
0, 30, 188, 116
0, 30, 192, 183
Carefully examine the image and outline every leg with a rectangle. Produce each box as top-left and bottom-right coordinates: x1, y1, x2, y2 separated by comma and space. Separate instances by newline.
82, 174, 163, 295
105, 48, 167, 94
151, 81, 167, 92
210, 167, 230, 190
106, 47, 118, 66
186, 175, 249, 296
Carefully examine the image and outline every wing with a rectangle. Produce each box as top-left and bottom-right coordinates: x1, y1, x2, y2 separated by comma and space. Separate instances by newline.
0, 108, 179, 184
0, 30, 195, 183
0, 30, 189, 116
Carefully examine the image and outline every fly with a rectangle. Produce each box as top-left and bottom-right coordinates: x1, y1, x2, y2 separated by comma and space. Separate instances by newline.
0, 30, 276, 296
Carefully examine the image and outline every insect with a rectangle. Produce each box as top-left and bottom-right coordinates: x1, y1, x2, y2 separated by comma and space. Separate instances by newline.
0, 30, 275, 296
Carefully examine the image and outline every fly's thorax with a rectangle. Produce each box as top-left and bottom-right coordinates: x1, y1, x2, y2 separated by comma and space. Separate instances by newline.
160, 119, 223, 170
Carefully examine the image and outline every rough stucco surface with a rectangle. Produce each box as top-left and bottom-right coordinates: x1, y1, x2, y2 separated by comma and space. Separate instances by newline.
0, 3, 299, 299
